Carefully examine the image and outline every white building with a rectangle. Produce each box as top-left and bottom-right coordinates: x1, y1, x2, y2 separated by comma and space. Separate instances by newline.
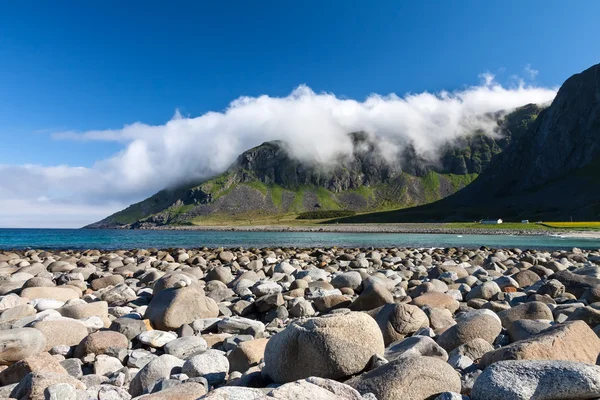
481, 218, 503, 225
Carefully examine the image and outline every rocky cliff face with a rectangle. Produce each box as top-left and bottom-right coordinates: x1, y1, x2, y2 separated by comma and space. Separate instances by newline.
484, 64, 600, 195
230, 133, 402, 191
339, 63, 600, 223
86, 103, 544, 228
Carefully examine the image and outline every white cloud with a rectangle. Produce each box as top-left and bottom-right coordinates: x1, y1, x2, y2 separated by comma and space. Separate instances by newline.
524, 64, 539, 80
2, 76, 558, 228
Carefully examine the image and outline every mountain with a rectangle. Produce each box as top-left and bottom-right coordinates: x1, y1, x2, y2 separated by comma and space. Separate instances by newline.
337, 63, 600, 223
86, 104, 543, 229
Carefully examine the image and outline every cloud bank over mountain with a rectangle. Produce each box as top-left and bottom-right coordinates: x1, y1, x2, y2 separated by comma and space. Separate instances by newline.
1, 76, 557, 227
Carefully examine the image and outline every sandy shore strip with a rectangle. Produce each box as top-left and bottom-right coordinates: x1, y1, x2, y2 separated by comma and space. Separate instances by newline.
130, 223, 561, 236
558, 231, 600, 239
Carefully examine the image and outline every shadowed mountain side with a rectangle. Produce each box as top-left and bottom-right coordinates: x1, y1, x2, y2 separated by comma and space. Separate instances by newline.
333, 63, 600, 223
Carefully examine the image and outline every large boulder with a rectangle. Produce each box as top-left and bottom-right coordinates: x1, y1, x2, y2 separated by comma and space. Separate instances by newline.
384, 336, 448, 361
10, 372, 85, 400
348, 356, 461, 400
0, 304, 35, 322
263, 311, 384, 383
110, 317, 150, 340
472, 360, 600, 400
135, 382, 207, 399
496, 301, 553, 329
58, 301, 108, 319
32, 320, 89, 351
91, 275, 124, 290
182, 349, 229, 386
163, 336, 208, 359
437, 310, 502, 351
507, 319, 553, 342
228, 338, 268, 373
206, 266, 234, 284
481, 320, 600, 366
331, 271, 363, 290
0, 353, 67, 385
202, 387, 267, 399
129, 354, 185, 397
369, 303, 429, 345
99, 283, 137, 305
0, 328, 46, 365
412, 292, 460, 313
74, 330, 129, 358
153, 273, 196, 295
266, 377, 364, 400
513, 270, 542, 288
465, 281, 501, 301
145, 285, 219, 330
349, 282, 393, 311
448, 338, 494, 362
20, 287, 80, 302
313, 295, 352, 313
549, 270, 600, 298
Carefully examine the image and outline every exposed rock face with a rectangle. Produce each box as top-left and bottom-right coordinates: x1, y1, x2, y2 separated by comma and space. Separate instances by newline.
498, 63, 600, 192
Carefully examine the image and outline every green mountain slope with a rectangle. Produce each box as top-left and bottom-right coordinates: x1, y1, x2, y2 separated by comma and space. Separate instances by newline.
86, 105, 543, 228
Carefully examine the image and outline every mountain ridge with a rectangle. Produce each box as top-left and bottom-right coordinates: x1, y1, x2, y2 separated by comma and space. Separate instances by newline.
335, 62, 600, 223
86, 104, 542, 229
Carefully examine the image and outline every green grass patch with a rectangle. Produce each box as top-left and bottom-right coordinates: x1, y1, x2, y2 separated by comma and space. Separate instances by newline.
243, 180, 268, 195
422, 171, 441, 202
198, 173, 236, 200
169, 204, 194, 216
297, 210, 357, 220
348, 185, 376, 200
290, 188, 306, 212
315, 187, 341, 210
541, 222, 600, 230
443, 173, 479, 192
111, 209, 146, 224
270, 185, 284, 208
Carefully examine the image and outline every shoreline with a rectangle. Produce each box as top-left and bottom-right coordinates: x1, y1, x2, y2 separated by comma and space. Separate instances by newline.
106, 223, 563, 236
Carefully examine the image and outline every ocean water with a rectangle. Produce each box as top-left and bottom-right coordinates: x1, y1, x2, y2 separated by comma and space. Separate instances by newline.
0, 228, 599, 250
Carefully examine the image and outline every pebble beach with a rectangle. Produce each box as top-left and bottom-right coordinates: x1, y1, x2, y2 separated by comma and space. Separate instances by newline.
2, 245, 600, 399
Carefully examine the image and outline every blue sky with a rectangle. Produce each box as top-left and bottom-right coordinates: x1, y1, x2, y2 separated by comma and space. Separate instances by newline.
0, 1, 598, 227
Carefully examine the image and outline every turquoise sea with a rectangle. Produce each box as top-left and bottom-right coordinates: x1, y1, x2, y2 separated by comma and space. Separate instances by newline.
0, 229, 599, 250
